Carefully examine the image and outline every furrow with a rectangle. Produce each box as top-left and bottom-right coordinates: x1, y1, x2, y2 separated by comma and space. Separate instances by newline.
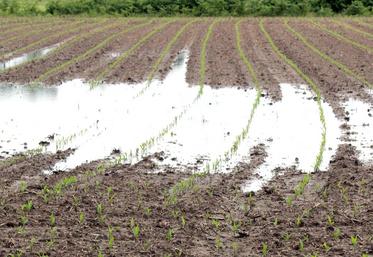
331, 19, 373, 39
33, 21, 151, 84
260, 18, 326, 171
93, 20, 174, 84
134, 19, 197, 98
285, 19, 372, 89
308, 19, 373, 54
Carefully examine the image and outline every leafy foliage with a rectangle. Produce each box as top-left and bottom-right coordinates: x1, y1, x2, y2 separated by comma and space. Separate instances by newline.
0, 0, 371, 16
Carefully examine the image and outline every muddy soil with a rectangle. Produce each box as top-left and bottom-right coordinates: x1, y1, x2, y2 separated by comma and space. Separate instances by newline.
0, 143, 371, 256
92, 20, 187, 84
0, 20, 74, 53
48, 19, 160, 85
288, 20, 373, 84
0, 19, 109, 62
201, 19, 250, 88
343, 19, 373, 34
264, 18, 373, 118
239, 19, 304, 101
0, 20, 135, 84
320, 19, 373, 49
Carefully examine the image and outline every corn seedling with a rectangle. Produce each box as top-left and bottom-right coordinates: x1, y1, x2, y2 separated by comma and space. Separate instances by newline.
108, 226, 115, 250
327, 214, 334, 226
309, 19, 372, 54
286, 19, 372, 89
333, 227, 342, 239
215, 236, 223, 250
231, 220, 241, 234
211, 219, 221, 230
21, 200, 33, 212
79, 212, 85, 224
262, 242, 269, 256
181, 214, 186, 228
96, 203, 105, 224
19, 181, 27, 193
50, 213, 56, 227
132, 224, 140, 240
299, 239, 305, 252
322, 242, 331, 252
166, 228, 174, 241
351, 235, 358, 246
260, 18, 327, 172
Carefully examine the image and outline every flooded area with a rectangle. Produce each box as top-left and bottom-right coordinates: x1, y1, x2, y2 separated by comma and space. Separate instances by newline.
0, 44, 59, 71
342, 95, 373, 164
0, 51, 371, 191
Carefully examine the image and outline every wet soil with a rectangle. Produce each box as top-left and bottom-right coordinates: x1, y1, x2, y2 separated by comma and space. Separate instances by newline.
320, 19, 373, 49
95, 20, 187, 84
239, 19, 304, 101
0, 21, 134, 84
288, 20, 373, 84
53, 19, 160, 85
202, 19, 250, 88
264, 18, 373, 118
343, 19, 373, 34
0, 20, 74, 53
0, 144, 371, 256
0, 19, 108, 62
0, 17, 372, 256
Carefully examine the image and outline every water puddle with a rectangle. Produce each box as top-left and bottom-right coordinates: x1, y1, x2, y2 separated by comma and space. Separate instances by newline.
241, 84, 342, 193
0, 44, 59, 71
0, 49, 369, 191
342, 97, 373, 164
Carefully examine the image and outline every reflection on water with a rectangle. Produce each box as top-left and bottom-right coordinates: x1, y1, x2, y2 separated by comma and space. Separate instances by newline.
242, 84, 342, 193
0, 44, 59, 71
0, 50, 371, 193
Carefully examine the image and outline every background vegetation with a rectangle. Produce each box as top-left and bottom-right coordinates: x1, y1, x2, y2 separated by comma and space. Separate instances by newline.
0, 0, 372, 16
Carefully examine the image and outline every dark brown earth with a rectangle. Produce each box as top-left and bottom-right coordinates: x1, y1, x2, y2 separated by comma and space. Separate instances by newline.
0, 20, 74, 53
288, 19, 373, 84
264, 18, 373, 118
0, 17, 372, 257
0, 19, 109, 62
320, 19, 373, 49
238, 19, 304, 101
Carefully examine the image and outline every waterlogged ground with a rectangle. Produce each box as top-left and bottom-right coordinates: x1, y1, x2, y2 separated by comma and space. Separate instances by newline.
0, 17, 372, 257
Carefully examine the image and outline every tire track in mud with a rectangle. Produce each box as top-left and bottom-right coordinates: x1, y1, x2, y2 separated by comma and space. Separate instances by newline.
92, 20, 174, 84
0, 19, 107, 62
285, 19, 372, 89
0, 20, 125, 81
260, 19, 327, 172
308, 19, 373, 54
33, 20, 153, 85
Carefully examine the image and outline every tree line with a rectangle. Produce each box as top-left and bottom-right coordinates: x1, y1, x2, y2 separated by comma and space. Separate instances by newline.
0, 0, 372, 16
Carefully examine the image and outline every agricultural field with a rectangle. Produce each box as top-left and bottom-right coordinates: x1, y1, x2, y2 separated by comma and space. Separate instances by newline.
0, 16, 372, 256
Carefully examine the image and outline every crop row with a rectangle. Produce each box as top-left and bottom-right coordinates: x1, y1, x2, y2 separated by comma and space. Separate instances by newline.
1, 20, 123, 75
285, 19, 372, 89
0, 19, 70, 47
309, 19, 373, 54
